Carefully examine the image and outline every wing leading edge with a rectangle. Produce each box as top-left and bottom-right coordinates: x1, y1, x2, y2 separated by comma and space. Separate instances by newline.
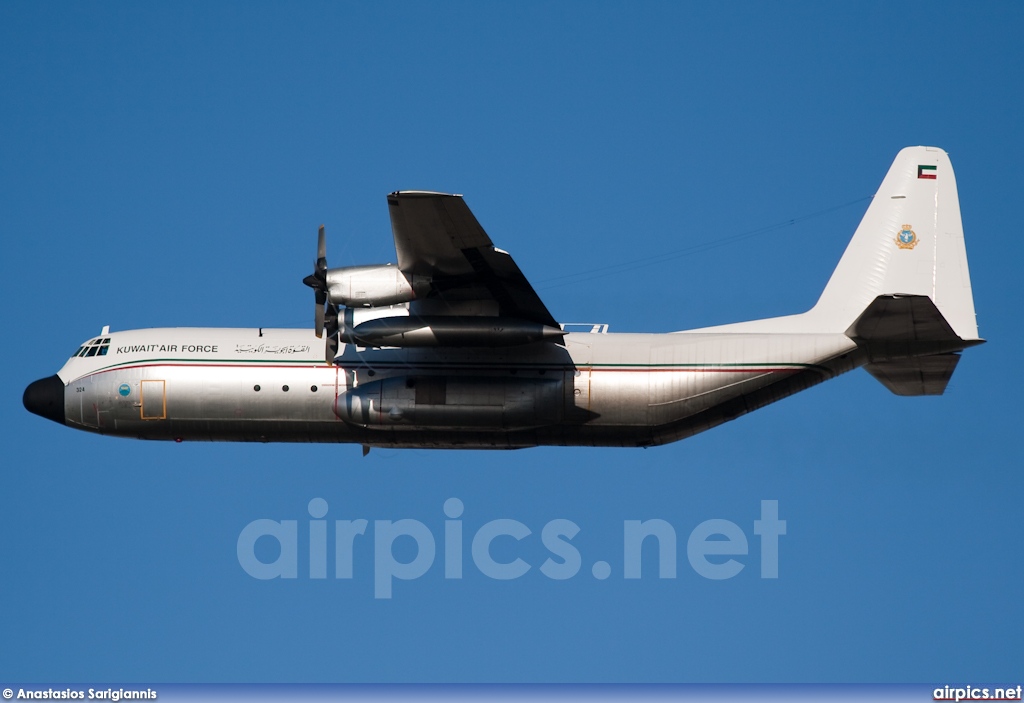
386, 191, 559, 329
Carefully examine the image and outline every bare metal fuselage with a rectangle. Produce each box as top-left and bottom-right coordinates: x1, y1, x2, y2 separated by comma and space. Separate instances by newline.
54, 326, 858, 449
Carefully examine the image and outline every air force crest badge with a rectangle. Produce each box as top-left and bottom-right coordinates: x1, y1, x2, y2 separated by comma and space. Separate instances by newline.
895, 224, 918, 250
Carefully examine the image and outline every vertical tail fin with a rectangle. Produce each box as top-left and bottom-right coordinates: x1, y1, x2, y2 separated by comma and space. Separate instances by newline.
809, 146, 980, 340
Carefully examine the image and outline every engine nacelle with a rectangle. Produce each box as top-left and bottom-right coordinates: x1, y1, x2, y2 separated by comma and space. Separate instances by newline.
343, 303, 410, 329
340, 316, 566, 348
334, 376, 564, 430
326, 264, 431, 307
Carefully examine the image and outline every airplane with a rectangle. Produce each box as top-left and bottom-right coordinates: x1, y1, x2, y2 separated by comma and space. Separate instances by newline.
23, 146, 982, 450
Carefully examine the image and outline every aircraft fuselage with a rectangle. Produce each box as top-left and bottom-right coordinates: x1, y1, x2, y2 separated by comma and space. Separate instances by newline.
28, 326, 860, 449
22, 149, 982, 448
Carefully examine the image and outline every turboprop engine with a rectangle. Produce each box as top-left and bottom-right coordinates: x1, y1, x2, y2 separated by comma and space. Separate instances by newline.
325, 264, 431, 308
303, 225, 565, 358
303, 226, 431, 361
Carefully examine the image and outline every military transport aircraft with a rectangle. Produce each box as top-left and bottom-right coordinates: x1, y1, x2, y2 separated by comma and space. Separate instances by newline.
24, 146, 982, 449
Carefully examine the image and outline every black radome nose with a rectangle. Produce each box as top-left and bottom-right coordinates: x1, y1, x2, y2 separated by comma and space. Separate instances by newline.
23, 375, 66, 425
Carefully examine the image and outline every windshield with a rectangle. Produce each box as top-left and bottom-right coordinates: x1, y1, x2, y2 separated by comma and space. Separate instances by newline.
72, 337, 111, 358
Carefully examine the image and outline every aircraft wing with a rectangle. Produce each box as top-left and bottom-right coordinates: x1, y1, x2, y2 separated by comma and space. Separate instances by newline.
387, 191, 559, 328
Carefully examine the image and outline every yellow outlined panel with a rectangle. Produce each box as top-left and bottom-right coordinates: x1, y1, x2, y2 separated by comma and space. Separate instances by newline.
140, 379, 167, 420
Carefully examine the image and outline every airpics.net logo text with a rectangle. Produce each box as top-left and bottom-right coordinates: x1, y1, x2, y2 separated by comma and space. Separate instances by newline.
237, 499, 786, 598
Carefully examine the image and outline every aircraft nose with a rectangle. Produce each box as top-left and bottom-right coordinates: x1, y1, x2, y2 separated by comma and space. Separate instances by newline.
23, 375, 66, 425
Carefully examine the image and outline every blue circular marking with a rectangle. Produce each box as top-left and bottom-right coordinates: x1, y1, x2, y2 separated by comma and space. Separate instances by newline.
118, 383, 131, 397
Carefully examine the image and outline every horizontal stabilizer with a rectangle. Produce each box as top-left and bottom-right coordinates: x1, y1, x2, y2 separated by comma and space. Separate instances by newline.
847, 295, 960, 343
849, 295, 980, 394
865, 354, 961, 396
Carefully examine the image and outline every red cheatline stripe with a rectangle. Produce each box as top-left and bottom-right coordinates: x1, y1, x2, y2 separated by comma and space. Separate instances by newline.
77, 360, 808, 383
583, 367, 800, 373
76, 361, 335, 382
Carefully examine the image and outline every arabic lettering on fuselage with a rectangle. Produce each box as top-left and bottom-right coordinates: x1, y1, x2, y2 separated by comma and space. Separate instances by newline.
235, 344, 311, 354
108, 342, 311, 355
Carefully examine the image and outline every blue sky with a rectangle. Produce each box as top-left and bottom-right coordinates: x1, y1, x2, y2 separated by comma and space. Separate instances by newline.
2, 1, 1021, 683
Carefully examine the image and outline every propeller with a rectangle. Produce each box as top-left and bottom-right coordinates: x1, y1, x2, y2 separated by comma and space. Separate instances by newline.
324, 303, 339, 364
302, 225, 339, 363
302, 225, 329, 338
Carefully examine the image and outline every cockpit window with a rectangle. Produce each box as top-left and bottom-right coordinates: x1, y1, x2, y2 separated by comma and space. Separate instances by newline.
74, 338, 111, 359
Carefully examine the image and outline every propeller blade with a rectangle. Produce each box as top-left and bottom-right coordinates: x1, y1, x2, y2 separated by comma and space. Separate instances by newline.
325, 334, 338, 364
324, 305, 339, 337
304, 224, 339, 358
316, 225, 327, 274
305, 225, 330, 338
323, 305, 339, 362
315, 291, 326, 339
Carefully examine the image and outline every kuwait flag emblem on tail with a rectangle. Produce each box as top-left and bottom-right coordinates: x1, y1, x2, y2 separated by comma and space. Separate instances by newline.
918, 164, 937, 179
